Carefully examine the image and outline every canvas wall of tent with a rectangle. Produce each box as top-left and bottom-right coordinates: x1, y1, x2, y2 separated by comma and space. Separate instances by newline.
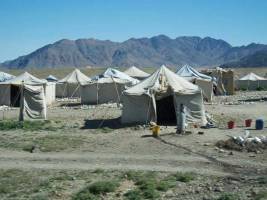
121, 65, 207, 128
56, 69, 91, 98
200, 67, 235, 95
19, 84, 47, 120
0, 72, 56, 107
236, 72, 267, 90
81, 68, 139, 104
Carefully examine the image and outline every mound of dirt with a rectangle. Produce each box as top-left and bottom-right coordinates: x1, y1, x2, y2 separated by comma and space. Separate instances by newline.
216, 138, 267, 153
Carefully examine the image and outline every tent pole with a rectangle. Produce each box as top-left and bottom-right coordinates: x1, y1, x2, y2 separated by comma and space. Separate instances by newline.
96, 81, 99, 105
19, 81, 24, 121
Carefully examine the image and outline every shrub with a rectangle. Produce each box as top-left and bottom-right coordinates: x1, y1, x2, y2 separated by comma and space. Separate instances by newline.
93, 168, 104, 174
255, 191, 267, 200
0, 120, 56, 131
174, 172, 195, 183
88, 180, 119, 195
72, 189, 98, 200
257, 177, 267, 184
256, 86, 265, 91
217, 193, 239, 200
142, 186, 160, 199
156, 179, 176, 192
124, 190, 142, 200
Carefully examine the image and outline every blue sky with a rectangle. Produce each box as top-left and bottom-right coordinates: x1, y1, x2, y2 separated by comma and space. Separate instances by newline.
0, 0, 267, 62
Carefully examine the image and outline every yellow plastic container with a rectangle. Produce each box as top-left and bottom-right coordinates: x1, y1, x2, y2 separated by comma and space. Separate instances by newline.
151, 125, 160, 137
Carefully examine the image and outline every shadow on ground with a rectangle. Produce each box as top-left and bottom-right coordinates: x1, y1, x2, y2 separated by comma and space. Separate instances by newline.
81, 117, 127, 129
60, 102, 81, 107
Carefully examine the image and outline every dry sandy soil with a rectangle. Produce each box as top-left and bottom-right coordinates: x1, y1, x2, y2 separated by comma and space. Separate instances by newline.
0, 91, 266, 199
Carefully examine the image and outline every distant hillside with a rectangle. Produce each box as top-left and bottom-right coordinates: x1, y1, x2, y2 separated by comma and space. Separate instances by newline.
221, 50, 267, 68
1, 35, 267, 68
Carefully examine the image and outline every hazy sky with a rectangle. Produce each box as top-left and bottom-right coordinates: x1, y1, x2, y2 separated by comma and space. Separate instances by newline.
0, 0, 267, 62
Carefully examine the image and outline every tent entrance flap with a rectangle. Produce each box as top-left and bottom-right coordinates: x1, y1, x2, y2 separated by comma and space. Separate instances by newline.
156, 95, 176, 125
11, 85, 21, 107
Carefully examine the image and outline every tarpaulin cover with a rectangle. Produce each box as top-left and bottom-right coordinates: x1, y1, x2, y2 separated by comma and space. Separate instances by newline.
20, 85, 47, 120
93, 68, 139, 85
0, 72, 15, 82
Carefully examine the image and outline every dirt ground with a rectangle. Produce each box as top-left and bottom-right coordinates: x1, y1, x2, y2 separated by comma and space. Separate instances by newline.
0, 91, 267, 199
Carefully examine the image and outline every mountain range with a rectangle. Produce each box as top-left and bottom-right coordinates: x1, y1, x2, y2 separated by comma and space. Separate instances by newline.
1, 35, 267, 69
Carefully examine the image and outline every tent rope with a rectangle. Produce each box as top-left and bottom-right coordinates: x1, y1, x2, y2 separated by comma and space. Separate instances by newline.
112, 77, 121, 106
145, 95, 152, 124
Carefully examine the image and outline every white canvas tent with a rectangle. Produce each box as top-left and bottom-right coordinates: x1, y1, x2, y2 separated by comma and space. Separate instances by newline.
46, 75, 58, 82
0, 71, 15, 82
124, 66, 150, 80
176, 65, 212, 81
56, 69, 91, 98
81, 68, 139, 104
176, 65, 213, 102
121, 65, 207, 127
0, 72, 55, 106
236, 72, 267, 90
93, 68, 139, 85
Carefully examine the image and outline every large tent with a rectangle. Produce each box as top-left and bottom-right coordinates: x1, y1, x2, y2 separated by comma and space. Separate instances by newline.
56, 69, 91, 98
81, 68, 139, 104
0, 72, 54, 107
121, 65, 207, 127
176, 65, 213, 102
236, 72, 267, 90
0, 71, 15, 82
124, 66, 150, 80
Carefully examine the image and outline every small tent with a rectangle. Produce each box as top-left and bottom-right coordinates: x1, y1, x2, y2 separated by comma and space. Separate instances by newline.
236, 72, 267, 90
121, 65, 207, 127
0, 72, 54, 108
56, 69, 91, 98
201, 67, 235, 95
176, 65, 213, 102
81, 68, 139, 104
124, 66, 150, 80
176, 65, 212, 81
0, 72, 15, 82
93, 68, 139, 85
46, 75, 58, 82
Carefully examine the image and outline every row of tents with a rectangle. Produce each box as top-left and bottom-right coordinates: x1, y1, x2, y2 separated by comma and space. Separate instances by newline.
0, 65, 209, 128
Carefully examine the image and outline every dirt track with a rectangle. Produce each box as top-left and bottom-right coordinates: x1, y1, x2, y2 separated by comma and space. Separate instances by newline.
0, 92, 267, 176
0, 91, 267, 199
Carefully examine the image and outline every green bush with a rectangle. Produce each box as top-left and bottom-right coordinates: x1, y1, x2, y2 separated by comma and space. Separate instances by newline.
136, 177, 160, 199
0, 120, 56, 131
258, 177, 267, 184
217, 193, 239, 200
93, 168, 104, 174
124, 190, 142, 200
142, 186, 160, 199
255, 191, 267, 200
156, 179, 176, 192
72, 189, 98, 200
256, 86, 265, 91
174, 172, 195, 183
88, 180, 119, 195
124, 171, 178, 199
